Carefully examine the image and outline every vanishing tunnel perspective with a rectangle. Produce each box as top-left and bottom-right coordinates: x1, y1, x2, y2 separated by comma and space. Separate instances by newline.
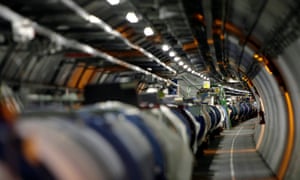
0, 0, 299, 179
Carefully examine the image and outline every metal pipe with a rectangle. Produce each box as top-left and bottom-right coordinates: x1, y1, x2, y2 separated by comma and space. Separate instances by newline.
60, 0, 177, 74
0, 4, 177, 87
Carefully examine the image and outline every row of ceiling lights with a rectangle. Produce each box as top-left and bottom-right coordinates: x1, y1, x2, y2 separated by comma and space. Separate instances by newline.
106, 0, 209, 81
162, 44, 209, 80
162, 44, 191, 71
125, 12, 154, 36
79, 0, 176, 74
106, 0, 153, 36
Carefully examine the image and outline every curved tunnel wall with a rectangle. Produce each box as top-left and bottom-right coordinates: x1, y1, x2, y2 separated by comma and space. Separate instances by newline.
225, 26, 300, 178
236, 38, 300, 179
274, 38, 300, 179
252, 67, 288, 176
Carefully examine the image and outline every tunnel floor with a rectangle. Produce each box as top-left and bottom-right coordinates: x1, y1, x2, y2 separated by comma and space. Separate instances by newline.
192, 119, 277, 180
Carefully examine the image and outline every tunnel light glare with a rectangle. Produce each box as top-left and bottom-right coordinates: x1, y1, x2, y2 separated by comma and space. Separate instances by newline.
126, 12, 139, 23
174, 56, 180, 62
144, 27, 154, 36
264, 65, 273, 75
187, 68, 192, 72
88, 15, 101, 23
178, 61, 184, 66
169, 51, 176, 57
103, 25, 113, 32
106, 0, 120, 5
253, 53, 259, 59
183, 65, 188, 69
162, 44, 170, 51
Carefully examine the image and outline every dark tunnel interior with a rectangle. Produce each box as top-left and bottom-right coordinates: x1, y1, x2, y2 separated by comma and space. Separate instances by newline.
0, 0, 299, 179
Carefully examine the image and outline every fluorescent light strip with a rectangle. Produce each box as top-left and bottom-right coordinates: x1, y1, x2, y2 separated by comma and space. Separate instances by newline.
174, 56, 180, 62
59, 0, 176, 74
190, 71, 207, 80
106, 0, 120, 5
169, 51, 176, 57
162, 44, 170, 51
144, 26, 154, 36
126, 12, 139, 23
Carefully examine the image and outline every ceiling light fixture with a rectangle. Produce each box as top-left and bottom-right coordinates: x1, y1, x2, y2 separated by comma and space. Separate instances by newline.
183, 65, 188, 69
178, 61, 184, 66
174, 56, 180, 62
169, 51, 176, 57
144, 27, 154, 36
187, 68, 192, 72
162, 44, 170, 51
126, 12, 139, 23
106, 0, 120, 5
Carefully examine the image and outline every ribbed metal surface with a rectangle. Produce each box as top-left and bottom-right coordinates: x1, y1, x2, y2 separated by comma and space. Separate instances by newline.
193, 119, 276, 180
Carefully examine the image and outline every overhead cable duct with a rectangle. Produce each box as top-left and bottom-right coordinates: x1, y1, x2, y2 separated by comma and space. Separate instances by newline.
0, 4, 177, 87
60, 0, 177, 74
211, 0, 228, 77
181, 0, 219, 80
237, 0, 268, 75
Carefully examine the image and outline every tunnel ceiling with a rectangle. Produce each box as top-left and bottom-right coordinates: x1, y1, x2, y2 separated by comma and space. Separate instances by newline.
0, 0, 300, 91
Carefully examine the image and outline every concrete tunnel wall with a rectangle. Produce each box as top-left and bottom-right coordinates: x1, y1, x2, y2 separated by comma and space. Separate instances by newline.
252, 67, 288, 176
243, 38, 300, 179
275, 38, 300, 180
